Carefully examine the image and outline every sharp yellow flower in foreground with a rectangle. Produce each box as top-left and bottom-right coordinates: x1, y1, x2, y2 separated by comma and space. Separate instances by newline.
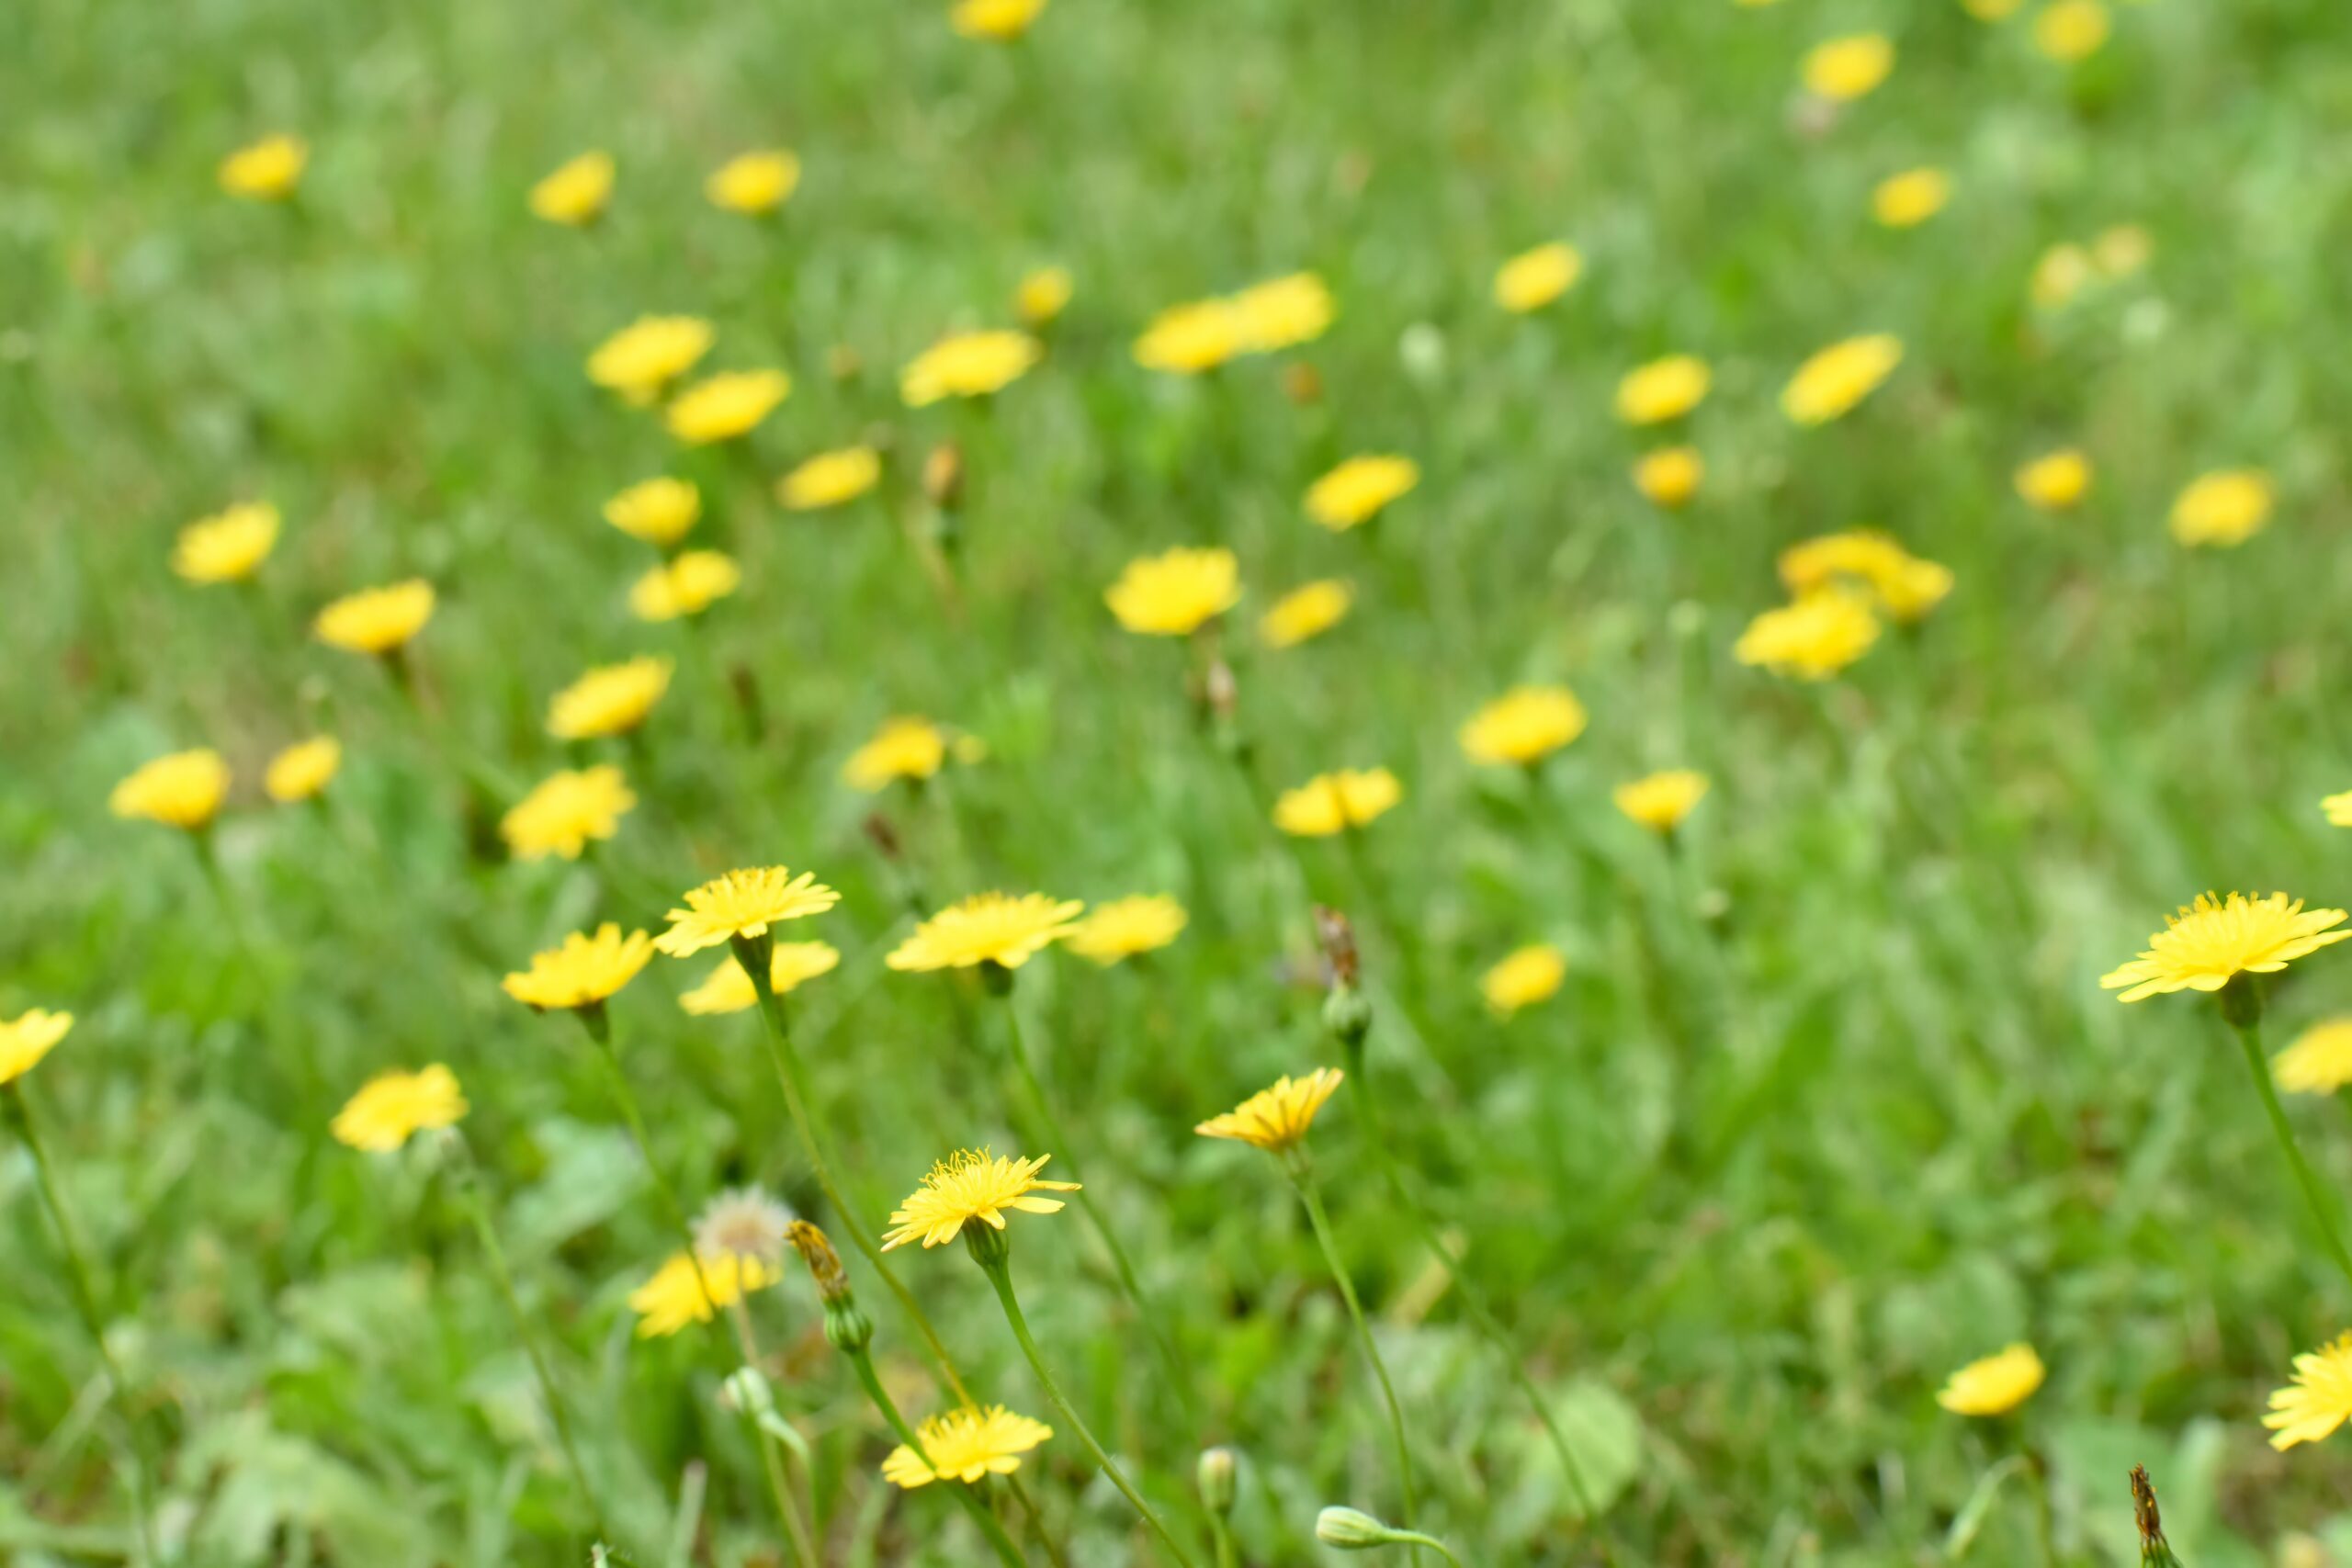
882, 1405, 1054, 1487
1306, 455, 1419, 531
630, 1250, 776, 1338
111, 749, 231, 829
315, 580, 435, 655
1231, 272, 1334, 352
1781, 334, 1903, 424
953, 0, 1048, 40
1634, 446, 1704, 509
1261, 579, 1353, 648
2015, 449, 2093, 511
1134, 298, 1246, 374
1778, 530, 1952, 621
2325, 791, 2352, 828
502, 765, 636, 861
1494, 243, 1583, 312
502, 924, 656, 1011
2266, 1333, 2352, 1450
843, 716, 948, 791
1804, 33, 1895, 101
1616, 355, 1710, 424
589, 318, 715, 402
173, 502, 279, 584
2169, 469, 2272, 547
900, 330, 1042, 407
1483, 945, 1566, 1017
777, 446, 882, 511
1105, 546, 1242, 636
605, 477, 702, 545
2101, 893, 2350, 1002
547, 656, 673, 740
706, 150, 800, 214
219, 134, 308, 199
1460, 685, 1588, 766
332, 1066, 468, 1152
265, 737, 341, 804
530, 152, 614, 226
1016, 265, 1073, 324
1615, 770, 1710, 833
0, 1010, 73, 1087
1936, 1344, 2045, 1416
667, 369, 790, 444
658, 868, 842, 957
887, 892, 1085, 972
881, 1149, 1079, 1251
1065, 895, 1188, 964
2275, 1019, 2352, 1095
1735, 588, 1882, 680
2032, 0, 2109, 62
630, 551, 741, 622
1274, 768, 1402, 837
1871, 168, 1951, 229
680, 943, 842, 1016
1195, 1067, 1344, 1153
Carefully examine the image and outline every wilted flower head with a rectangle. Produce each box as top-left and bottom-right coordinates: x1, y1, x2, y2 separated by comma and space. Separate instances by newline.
1065, 896, 1188, 964
502, 924, 657, 1011
2032, 0, 2109, 62
881, 1148, 1079, 1251
219, 134, 308, 200
883, 1404, 1054, 1487
2265, 1333, 2352, 1450
668, 369, 791, 444
630, 1250, 775, 1338
2275, 1019, 2352, 1095
1273, 768, 1403, 837
1105, 546, 1243, 636
1735, 588, 1882, 680
1016, 265, 1073, 324
777, 446, 882, 511
657, 867, 842, 957
0, 1010, 73, 1087
1871, 168, 1951, 228
1634, 446, 1704, 509
315, 580, 435, 655
695, 1187, 796, 1268
1494, 242, 1583, 312
1460, 685, 1588, 765
1483, 944, 1566, 1017
1616, 355, 1711, 424
530, 152, 614, 226
173, 502, 280, 584
630, 551, 741, 622
2100, 892, 2349, 1002
332, 1066, 468, 1152
1305, 456, 1419, 531
589, 318, 715, 402
1781, 334, 1903, 424
2015, 449, 2093, 511
900, 331, 1042, 407
2169, 469, 2272, 547
680, 942, 842, 1015
501, 765, 636, 861
1803, 33, 1894, 100
1936, 1344, 2046, 1416
111, 749, 231, 830
1261, 580, 1354, 649
265, 737, 342, 804
1615, 770, 1710, 833
953, 0, 1048, 39
1195, 1067, 1344, 1153
887, 892, 1084, 973
706, 150, 801, 215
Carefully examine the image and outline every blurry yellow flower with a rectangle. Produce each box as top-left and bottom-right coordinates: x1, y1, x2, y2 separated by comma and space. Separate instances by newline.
173, 502, 279, 584
952, 0, 1047, 39
219, 135, 308, 200
630, 551, 741, 622
2015, 449, 2093, 511
1066, 896, 1188, 964
589, 318, 715, 402
631, 1251, 776, 1338
265, 737, 342, 804
777, 446, 882, 512
2267, 1334, 2352, 1450
1105, 546, 1242, 636
2101, 892, 2349, 1002
1016, 265, 1074, 325
1494, 243, 1583, 313
1232, 273, 1335, 352
548, 656, 673, 740
883, 1405, 1053, 1487
1273, 768, 1403, 837
2326, 791, 2352, 828
658, 868, 841, 957
2169, 469, 2272, 548
2276, 1019, 2352, 1095
2030, 243, 2098, 310
1616, 355, 1711, 424
111, 749, 230, 829
2094, 224, 2152, 277
843, 716, 948, 791
901, 330, 1042, 407
1306, 455, 1419, 531
1778, 530, 1952, 620
0, 1010, 73, 1087
1615, 770, 1710, 833
315, 579, 435, 655
1195, 1067, 1344, 1152
680, 942, 842, 1016
332, 1066, 467, 1152
1735, 588, 1882, 680
1962, 0, 2026, 18
1871, 168, 1951, 229
888, 893, 1084, 973
503, 924, 656, 1011
1461, 686, 1588, 766
1781, 334, 1903, 424
1483, 945, 1567, 1017
2032, 0, 2109, 61
882, 1148, 1079, 1250
1804, 34, 1895, 101
706, 150, 800, 215
501, 765, 636, 861
668, 369, 791, 444
1634, 447, 1704, 509
1134, 299, 1246, 375
1937, 1345, 2046, 1416
1261, 580, 1353, 649
530, 152, 614, 226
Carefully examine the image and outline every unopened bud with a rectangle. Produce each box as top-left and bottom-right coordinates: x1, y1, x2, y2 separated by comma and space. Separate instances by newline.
1197, 1447, 1237, 1516
1204, 659, 1238, 725
1315, 1506, 1397, 1550
722, 1366, 775, 1419
1313, 906, 1360, 987
962, 1215, 1012, 1270
1323, 983, 1373, 1051
923, 443, 965, 509
823, 1295, 875, 1354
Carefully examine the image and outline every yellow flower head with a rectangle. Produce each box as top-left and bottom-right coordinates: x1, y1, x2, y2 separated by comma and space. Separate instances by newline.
706, 150, 800, 215
630, 1250, 776, 1338
883, 1405, 1054, 1488
1273, 767, 1404, 837
503, 924, 656, 1011
1134, 298, 1247, 375
219, 135, 308, 200
332, 1065, 468, 1152
630, 551, 742, 622
900, 331, 1042, 407
2015, 449, 2093, 511
111, 749, 231, 829
1778, 530, 1953, 621
1781, 334, 1903, 424
1872, 168, 1951, 229
778, 446, 882, 512
1937, 1344, 2046, 1416
1962, 0, 2026, 17
1261, 580, 1353, 649
2325, 791, 2352, 829
2032, 0, 2109, 62
1494, 243, 1583, 313
1306, 455, 1419, 531
2095, 224, 2152, 278
1461, 685, 1588, 766
265, 737, 342, 804
530, 152, 614, 226
881, 1148, 1079, 1251
1483, 944, 1567, 1017
1804, 33, 1895, 101
668, 369, 791, 445
501, 765, 636, 862
2276, 1019, 2352, 1096
2030, 243, 2098, 310
658, 867, 842, 957
1735, 588, 1882, 680
0, 1010, 73, 1087
1105, 546, 1243, 636
315, 579, 435, 655
1195, 1067, 1344, 1152
1634, 446, 1705, 509
679, 942, 842, 1016
953, 0, 1048, 39
2266, 1333, 2352, 1450
842, 716, 948, 792
2100, 892, 2350, 1003
1232, 273, 1335, 353
1066, 895, 1188, 965
887, 893, 1085, 973
1016, 266, 1074, 325
589, 318, 716, 401
1616, 356, 1711, 425
173, 502, 280, 584
548, 656, 673, 740
1616, 770, 1710, 833
605, 477, 703, 546
2170, 469, 2272, 548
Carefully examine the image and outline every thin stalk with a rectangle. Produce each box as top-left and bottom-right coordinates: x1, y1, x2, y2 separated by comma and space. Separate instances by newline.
845, 1347, 1030, 1568
1385, 1530, 1467, 1568
2230, 1013, 2352, 1296
729, 1297, 821, 1557
2024, 1445, 2057, 1568
1209, 1517, 1238, 1568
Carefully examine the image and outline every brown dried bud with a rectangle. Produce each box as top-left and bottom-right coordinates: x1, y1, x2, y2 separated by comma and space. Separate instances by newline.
1313, 906, 1359, 987
786, 1221, 850, 1303
1282, 362, 1323, 405
862, 811, 903, 863
1204, 658, 1238, 724
922, 443, 965, 509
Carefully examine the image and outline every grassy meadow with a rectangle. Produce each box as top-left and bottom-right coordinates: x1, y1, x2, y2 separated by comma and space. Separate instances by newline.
9, 0, 2352, 1562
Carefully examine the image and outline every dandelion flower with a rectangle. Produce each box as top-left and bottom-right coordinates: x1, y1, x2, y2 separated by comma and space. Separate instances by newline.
332, 1066, 467, 1152
2169, 470, 2273, 548
1616, 770, 1710, 833
1962, 0, 2025, 17
1616, 356, 1710, 425
680, 942, 842, 1015
1872, 168, 1951, 229
888, 893, 1085, 973
605, 478, 702, 546
842, 716, 948, 792
1460, 686, 1588, 766
111, 749, 230, 829
2101, 892, 2350, 1002
2324, 792, 2352, 828
1781, 334, 1903, 424
2030, 243, 2098, 310
1016, 266, 1073, 325
1937, 1344, 2046, 1416
501, 765, 636, 861
503, 924, 656, 1011
1261, 580, 1353, 649
658, 867, 841, 958
630, 1250, 776, 1338
1273, 768, 1403, 837
2094, 224, 2152, 278
1483, 945, 1566, 1016
1231, 273, 1335, 352
630, 551, 741, 622
695, 1187, 796, 1267
1306, 456, 1419, 531
953, 0, 1048, 40
1494, 243, 1583, 313
1134, 298, 1246, 375
881, 1148, 1079, 1251
706, 150, 800, 215
0, 1010, 73, 1087
2266, 1335, 2352, 1450
2275, 1019, 2352, 1095
1105, 546, 1242, 636
1804, 34, 1895, 101
173, 502, 279, 584
1779, 530, 1953, 621
546, 657, 672, 741
668, 369, 790, 445
589, 318, 715, 403
1195, 1067, 1344, 1152
265, 737, 342, 804
1735, 588, 1882, 680
530, 152, 614, 226
1634, 447, 1704, 509
900, 331, 1042, 407
1066, 896, 1187, 964
2033, 0, 2109, 62
315, 579, 434, 655
778, 446, 882, 512
882, 1405, 1054, 1487
2015, 449, 2093, 511
219, 135, 307, 200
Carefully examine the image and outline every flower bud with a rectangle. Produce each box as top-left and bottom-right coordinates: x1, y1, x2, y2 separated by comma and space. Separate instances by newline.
1197, 1447, 1237, 1517
823, 1295, 875, 1355
1315, 1506, 1397, 1550
962, 1215, 1012, 1269
923, 443, 965, 510
1323, 982, 1374, 1051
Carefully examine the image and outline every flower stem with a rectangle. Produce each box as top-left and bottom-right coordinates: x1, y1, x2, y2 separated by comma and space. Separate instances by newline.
1386, 1529, 1467, 1568
844, 1346, 1030, 1568
2230, 1013, 2352, 1297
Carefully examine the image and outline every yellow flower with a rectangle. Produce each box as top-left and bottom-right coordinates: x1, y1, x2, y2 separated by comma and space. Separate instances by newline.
548, 656, 673, 740
530, 152, 614, 226
605, 477, 702, 546
1194, 1067, 1344, 1152
630, 1251, 776, 1338
501, 765, 637, 861
706, 150, 800, 215
1231, 273, 1335, 353
315, 579, 435, 655
1634, 447, 1704, 509
1735, 588, 1883, 680
888, 893, 1085, 973
1016, 266, 1073, 325
843, 716, 948, 791
1483, 945, 1567, 1017
1272, 768, 1403, 837
777, 446, 882, 512
1134, 299, 1246, 375
881, 1149, 1080, 1251
668, 369, 791, 444
0, 1010, 73, 1087
2030, 242, 2098, 310
679, 942, 842, 1016
2094, 224, 2152, 278
589, 318, 715, 402
2325, 791, 2352, 828
657, 867, 842, 958
1460, 686, 1588, 766
1066, 896, 1187, 965
1616, 355, 1711, 424
2015, 449, 2093, 511
1804, 34, 1895, 101
2101, 892, 2350, 1002
2276, 1019, 2352, 1095
173, 502, 280, 584
1261, 580, 1353, 649
630, 551, 742, 622
882, 1405, 1054, 1488
2266, 1334, 2352, 1450
1962, 0, 2025, 18
503, 924, 656, 1011
1306, 455, 1419, 531
1615, 770, 1710, 833
332, 1066, 468, 1152
111, 749, 231, 829
1778, 530, 1953, 621
2169, 469, 2273, 547
1871, 168, 1951, 229
2032, 0, 2109, 61
1105, 546, 1242, 636
953, 0, 1048, 39
1494, 243, 1583, 313
1781, 334, 1903, 424
265, 737, 342, 804
1936, 1344, 2046, 1416
219, 134, 307, 200
900, 331, 1042, 407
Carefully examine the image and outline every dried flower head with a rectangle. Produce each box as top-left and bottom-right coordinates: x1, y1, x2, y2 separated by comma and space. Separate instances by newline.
695, 1187, 796, 1268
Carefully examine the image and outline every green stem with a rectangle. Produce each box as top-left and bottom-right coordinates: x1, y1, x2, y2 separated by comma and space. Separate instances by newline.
846, 1348, 1030, 1568
1209, 1517, 1238, 1568
2230, 1013, 2352, 1297
2025, 1444, 2057, 1568
1386, 1529, 1467, 1568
